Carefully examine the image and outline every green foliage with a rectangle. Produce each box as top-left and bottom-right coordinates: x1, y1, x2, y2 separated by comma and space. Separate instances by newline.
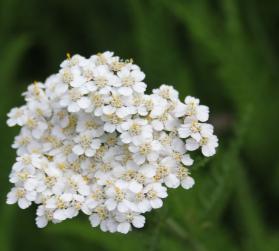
0, 0, 278, 250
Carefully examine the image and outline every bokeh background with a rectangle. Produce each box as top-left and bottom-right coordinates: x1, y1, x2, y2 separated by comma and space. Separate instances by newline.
0, 0, 279, 250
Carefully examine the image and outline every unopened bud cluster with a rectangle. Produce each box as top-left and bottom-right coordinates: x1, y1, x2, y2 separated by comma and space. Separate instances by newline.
6, 52, 218, 233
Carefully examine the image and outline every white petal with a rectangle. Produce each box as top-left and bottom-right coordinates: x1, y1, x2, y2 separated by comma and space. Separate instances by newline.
174, 103, 187, 117
151, 120, 164, 131
65, 207, 77, 218
120, 132, 132, 144
85, 148, 95, 157
132, 215, 145, 228
133, 153, 145, 165
181, 155, 194, 166
138, 201, 151, 213
77, 97, 90, 109
117, 222, 131, 234
18, 198, 31, 209
118, 201, 129, 213
103, 105, 115, 115
6, 191, 17, 204
181, 176, 195, 189
165, 175, 180, 188
36, 216, 48, 228
91, 139, 101, 149
105, 198, 117, 211
53, 209, 67, 221
202, 145, 216, 157
128, 180, 142, 193
61, 193, 72, 201
192, 132, 202, 142
133, 82, 146, 93
100, 221, 108, 232
89, 214, 101, 227
73, 145, 84, 155
87, 200, 98, 209
197, 105, 209, 122
24, 179, 37, 191
118, 87, 132, 96
26, 191, 37, 201
132, 70, 145, 81
104, 123, 115, 133
115, 180, 128, 189
186, 138, 199, 151
78, 184, 90, 196
116, 108, 130, 118
140, 166, 156, 178
147, 152, 159, 162
200, 124, 213, 137
68, 103, 80, 113
178, 125, 191, 138
150, 198, 163, 209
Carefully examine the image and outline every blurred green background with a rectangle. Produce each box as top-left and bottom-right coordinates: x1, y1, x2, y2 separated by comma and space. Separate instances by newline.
0, 0, 279, 250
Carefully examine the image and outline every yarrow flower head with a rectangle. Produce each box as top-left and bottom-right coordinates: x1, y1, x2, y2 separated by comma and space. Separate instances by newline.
6, 51, 218, 233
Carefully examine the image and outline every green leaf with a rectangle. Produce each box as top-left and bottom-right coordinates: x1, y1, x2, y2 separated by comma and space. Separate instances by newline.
46, 220, 147, 251
0, 35, 31, 251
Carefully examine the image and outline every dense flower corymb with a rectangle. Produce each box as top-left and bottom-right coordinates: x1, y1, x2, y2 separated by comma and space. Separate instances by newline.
6, 52, 218, 233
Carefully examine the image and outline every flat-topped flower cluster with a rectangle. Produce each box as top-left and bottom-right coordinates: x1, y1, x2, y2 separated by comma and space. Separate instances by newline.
6, 52, 218, 233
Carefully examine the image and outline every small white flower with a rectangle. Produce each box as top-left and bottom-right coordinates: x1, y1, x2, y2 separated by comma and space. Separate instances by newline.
153, 158, 180, 188
85, 92, 106, 115
43, 164, 66, 195
85, 185, 105, 210
175, 96, 209, 122
45, 74, 68, 98
102, 114, 123, 133
178, 118, 213, 142
129, 138, 162, 165
60, 86, 89, 112
7, 107, 28, 127
116, 211, 145, 234
51, 109, 70, 128
112, 161, 145, 193
143, 183, 167, 209
45, 193, 73, 221
73, 131, 101, 157
104, 184, 131, 212
153, 85, 179, 101
76, 113, 104, 137
67, 174, 90, 196
151, 111, 178, 132
89, 206, 110, 230
36, 205, 55, 228
117, 67, 146, 95
60, 54, 86, 68
200, 134, 219, 157
120, 118, 152, 144
7, 187, 36, 209
102, 92, 135, 118
59, 66, 87, 88
12, 128, 33, 155
132, 191, 151, 213
178, 120, 199, 140
28, 100, 52, 118
92, 65, 117, 94
23, 81, 46, 101
186, 134, 218, 157
148, 94, 168, 118
23, 115, 48, 139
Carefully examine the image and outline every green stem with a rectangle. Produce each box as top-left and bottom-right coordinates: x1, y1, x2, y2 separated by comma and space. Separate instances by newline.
166, 218, 208, 251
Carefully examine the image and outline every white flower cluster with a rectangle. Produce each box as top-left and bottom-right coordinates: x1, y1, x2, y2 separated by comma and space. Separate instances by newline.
6, 52, 218, 233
